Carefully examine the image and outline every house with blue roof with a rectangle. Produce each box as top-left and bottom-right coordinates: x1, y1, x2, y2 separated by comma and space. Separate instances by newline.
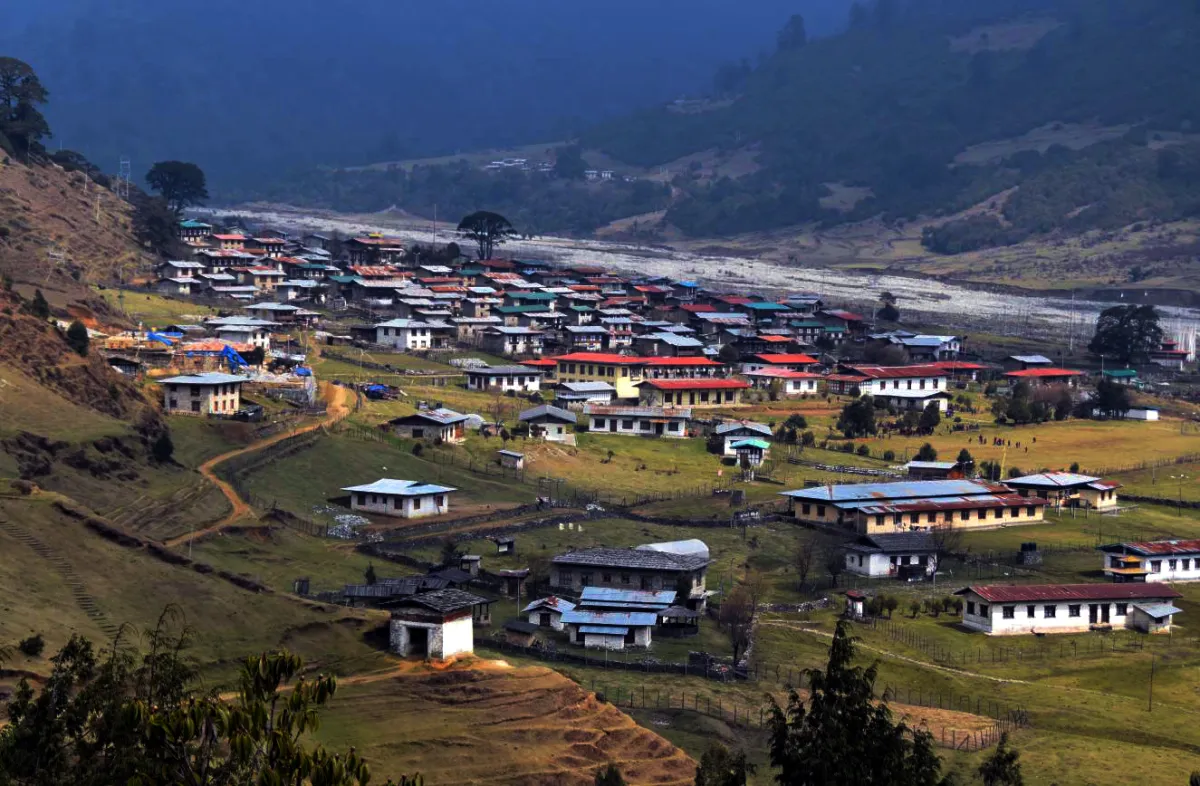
342, 478, 458, 519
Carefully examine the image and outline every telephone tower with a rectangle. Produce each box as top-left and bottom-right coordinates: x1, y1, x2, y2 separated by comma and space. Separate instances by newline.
117, 157, 132, 199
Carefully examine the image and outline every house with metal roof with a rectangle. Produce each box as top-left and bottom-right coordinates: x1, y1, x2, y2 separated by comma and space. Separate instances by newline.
955, 583, 1182, 635
480, 325, 546, 357
825, 364, 950, 398
519, 404, 577, 442
523, 596, 576, 630
583, 405, 692, 438
742, 367, 823, 396
632, 332, 707, 357
714, 421, 773, 455
389, 588, 491, 658
1005, 472, 1119, 510
781, 479, 1048, 534
1098, 539, 1200, 583
1003, 354, 1054, 371
464, 364, 543, 393
577, 587, 677, 612
555, 381, 617, 407
730, 438, 770, 467
552, 543, 710, 609
388, 408, 470, 443
374, 318, 453, 350
342, 478, 457, 519
158, 373, 247, 416
843, 532, 938, 579
637, 377, 750, 408
560, 609, 659, 649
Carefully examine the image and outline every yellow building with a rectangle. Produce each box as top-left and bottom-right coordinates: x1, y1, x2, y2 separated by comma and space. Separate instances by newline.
781, 479, 1049, 535
552, 353, 648, 400
1005, 472, 1120, 510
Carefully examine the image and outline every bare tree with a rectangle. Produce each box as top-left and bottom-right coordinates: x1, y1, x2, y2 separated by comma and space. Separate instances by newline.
825, 552, 845, 588
719, 585, 756, 663
794, 538, 816, 591
928, 525, 963, 587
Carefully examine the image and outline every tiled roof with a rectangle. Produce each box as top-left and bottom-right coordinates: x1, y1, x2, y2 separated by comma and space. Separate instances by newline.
553, 546, 709, 571
394, 588, 489, 613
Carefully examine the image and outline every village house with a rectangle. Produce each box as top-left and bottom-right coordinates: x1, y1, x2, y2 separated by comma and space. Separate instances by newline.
210, 321, 273, 350
157, 277, 196, 297
211, 233, 247, 251
560, 609, 657, 650
346, 236, 404, 265
519, 404, 577, 442
342, 478, 457, 519
742, 368, 823, 396
637, 378, 750, 408
714, 421, 773, 455
1149, 339, 1191, 370
450, 316, 503, 343
389, 589, 490, 658
552, 540, 710, 609
389, 408, 470, 443
556, 381, 617, 407
731, 438, 770, 467
781, 479, 1048, 534
824, 364, 949, 397
481, 326, 545, 356
1003, 368, 1084, 387
870, 332, 962, 362
740, 353, 819, 373
1098, 539, 1200, 582
817, 309, 868, 336
843, 532, 938, 579
1005, 472, 1119, 510
497, 450, 525, 470
553, 353, 648, 399
955, 583, 1182, 635
464, 365, 543, 393
583, 405, 692, 438
177, 218, 213, 241
158, 372, 246, 416
522, 596, 576, 631
375, 319, 453, 350
873, 389, 953, 413
1003, 354, 1055, 372
562, 325, 608, 351
905, 460, 970, 480
632, 331, 706, 357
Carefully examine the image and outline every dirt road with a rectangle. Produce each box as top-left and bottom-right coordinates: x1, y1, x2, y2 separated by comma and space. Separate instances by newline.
164, 383, 350, 548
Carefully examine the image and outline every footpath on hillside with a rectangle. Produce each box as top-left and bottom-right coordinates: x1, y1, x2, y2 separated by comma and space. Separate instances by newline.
164, 382, 350, 548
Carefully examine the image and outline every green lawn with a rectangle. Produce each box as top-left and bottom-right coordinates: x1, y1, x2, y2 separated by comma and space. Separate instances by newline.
167, 416, 259, 468
186, 525, 408, 594
1110, 461, 1200, 503
238, 432, 533, 522
0, 363, 131, 442
95, 287, 222, 326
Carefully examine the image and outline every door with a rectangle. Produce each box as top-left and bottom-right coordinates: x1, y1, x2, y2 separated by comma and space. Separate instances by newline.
655, 422, 664, 436
407, 627, 429, 657
1088, 604, 1098, 624
1101, 604, 1110, 623
539, 612, 551, 627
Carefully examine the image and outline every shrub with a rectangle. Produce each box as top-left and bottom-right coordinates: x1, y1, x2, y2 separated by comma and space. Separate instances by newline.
882, 449, 895, 461
1069, 461, 1080, 473
66, 320, 90, 356
18, 634, 45, 657
801, 431, 815, 447
856, 444, 870, 457
412, 443, 424, 456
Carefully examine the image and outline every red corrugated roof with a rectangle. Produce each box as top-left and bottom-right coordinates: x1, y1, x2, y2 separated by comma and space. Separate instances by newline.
930, 361, 987, 371
553, 353, 647, 364
755, 353, 819, 365
744, 368, 823, 379
713, 295, 753, 305
520, 359, 558, 367
679, 304, 717, 313
644, 357, 722, 367
1111, 539, 1200, 556
758, 335, 793, 343
845, 364, 949, 379
1004, 368, 1084, 378
641, 378, 750, 390
212, 234, 246, 241
960, 583, 1181, 603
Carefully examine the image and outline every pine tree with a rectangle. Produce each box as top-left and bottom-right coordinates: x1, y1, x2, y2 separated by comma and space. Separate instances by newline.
65, 320, 89, 356
30, 289, 50, 319
978, 732, 1024, 786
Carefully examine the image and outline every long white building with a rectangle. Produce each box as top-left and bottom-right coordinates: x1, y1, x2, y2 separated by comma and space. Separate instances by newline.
956, 583, 1182, 635
342, 478, 456, 519
1098, 539, 1200, 582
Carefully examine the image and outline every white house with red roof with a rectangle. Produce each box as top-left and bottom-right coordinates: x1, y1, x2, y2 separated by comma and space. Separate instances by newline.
1098, 539, 1200, 583
956, 583, 1182, 635
741, 353, 819, 373
742, 367, 823, 396
1149, 339, 1191, 370
1003, 368, 1084, 387
825, 364, 949, 397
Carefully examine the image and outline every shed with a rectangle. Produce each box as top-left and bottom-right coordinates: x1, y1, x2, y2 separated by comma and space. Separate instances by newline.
523, 596, 577, 630
503, 619, 543, 647
498, 449, 525, 470
492, 536, 515, 555
459, 554, 481, 576
389, 589, 490, 659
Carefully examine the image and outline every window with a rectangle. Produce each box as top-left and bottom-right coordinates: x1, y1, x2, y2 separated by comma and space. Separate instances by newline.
667, 422, 680, 432
1002, 606, 1015, 619
392, 496, 401, 509
962, 509, 972, 520
909, 513, 919, 524
801, 503, 811, 515
979, 604, 989, 617
602, 573, 612, 583
620, 573, 630, 585
966, 601, 975, 615
1169, 559, 1177, 571
412, 497, 421, 510
816, 505, 826, 517
1011, 507, 1020, 517
639, 420, 651, 431
918, 555, 928, 566
1026, 605, 1036, 618
169, 399, 177, 409
593, 418, 606, 429
1069, 605, 1081, 617
357, 493, 366, 506
875, 515, 885, 527
993, 508, 1002, 519
622, 419, 634, 430
1151, 560, 1162, 572
926, 512, 936, 523
1043, 605, 1057, 618
1182, 559, 1192, 570
435, 495, 445, 507
1115, 603, 1128, 616
1026, 506, 1036, 517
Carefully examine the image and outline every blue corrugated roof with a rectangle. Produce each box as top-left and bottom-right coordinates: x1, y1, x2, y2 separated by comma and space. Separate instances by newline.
1133, 603, 1182, 618
342, 478, 457, 496
781, 479, 998, 503
579, 625, 630, 635
562, 610, 658, 627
